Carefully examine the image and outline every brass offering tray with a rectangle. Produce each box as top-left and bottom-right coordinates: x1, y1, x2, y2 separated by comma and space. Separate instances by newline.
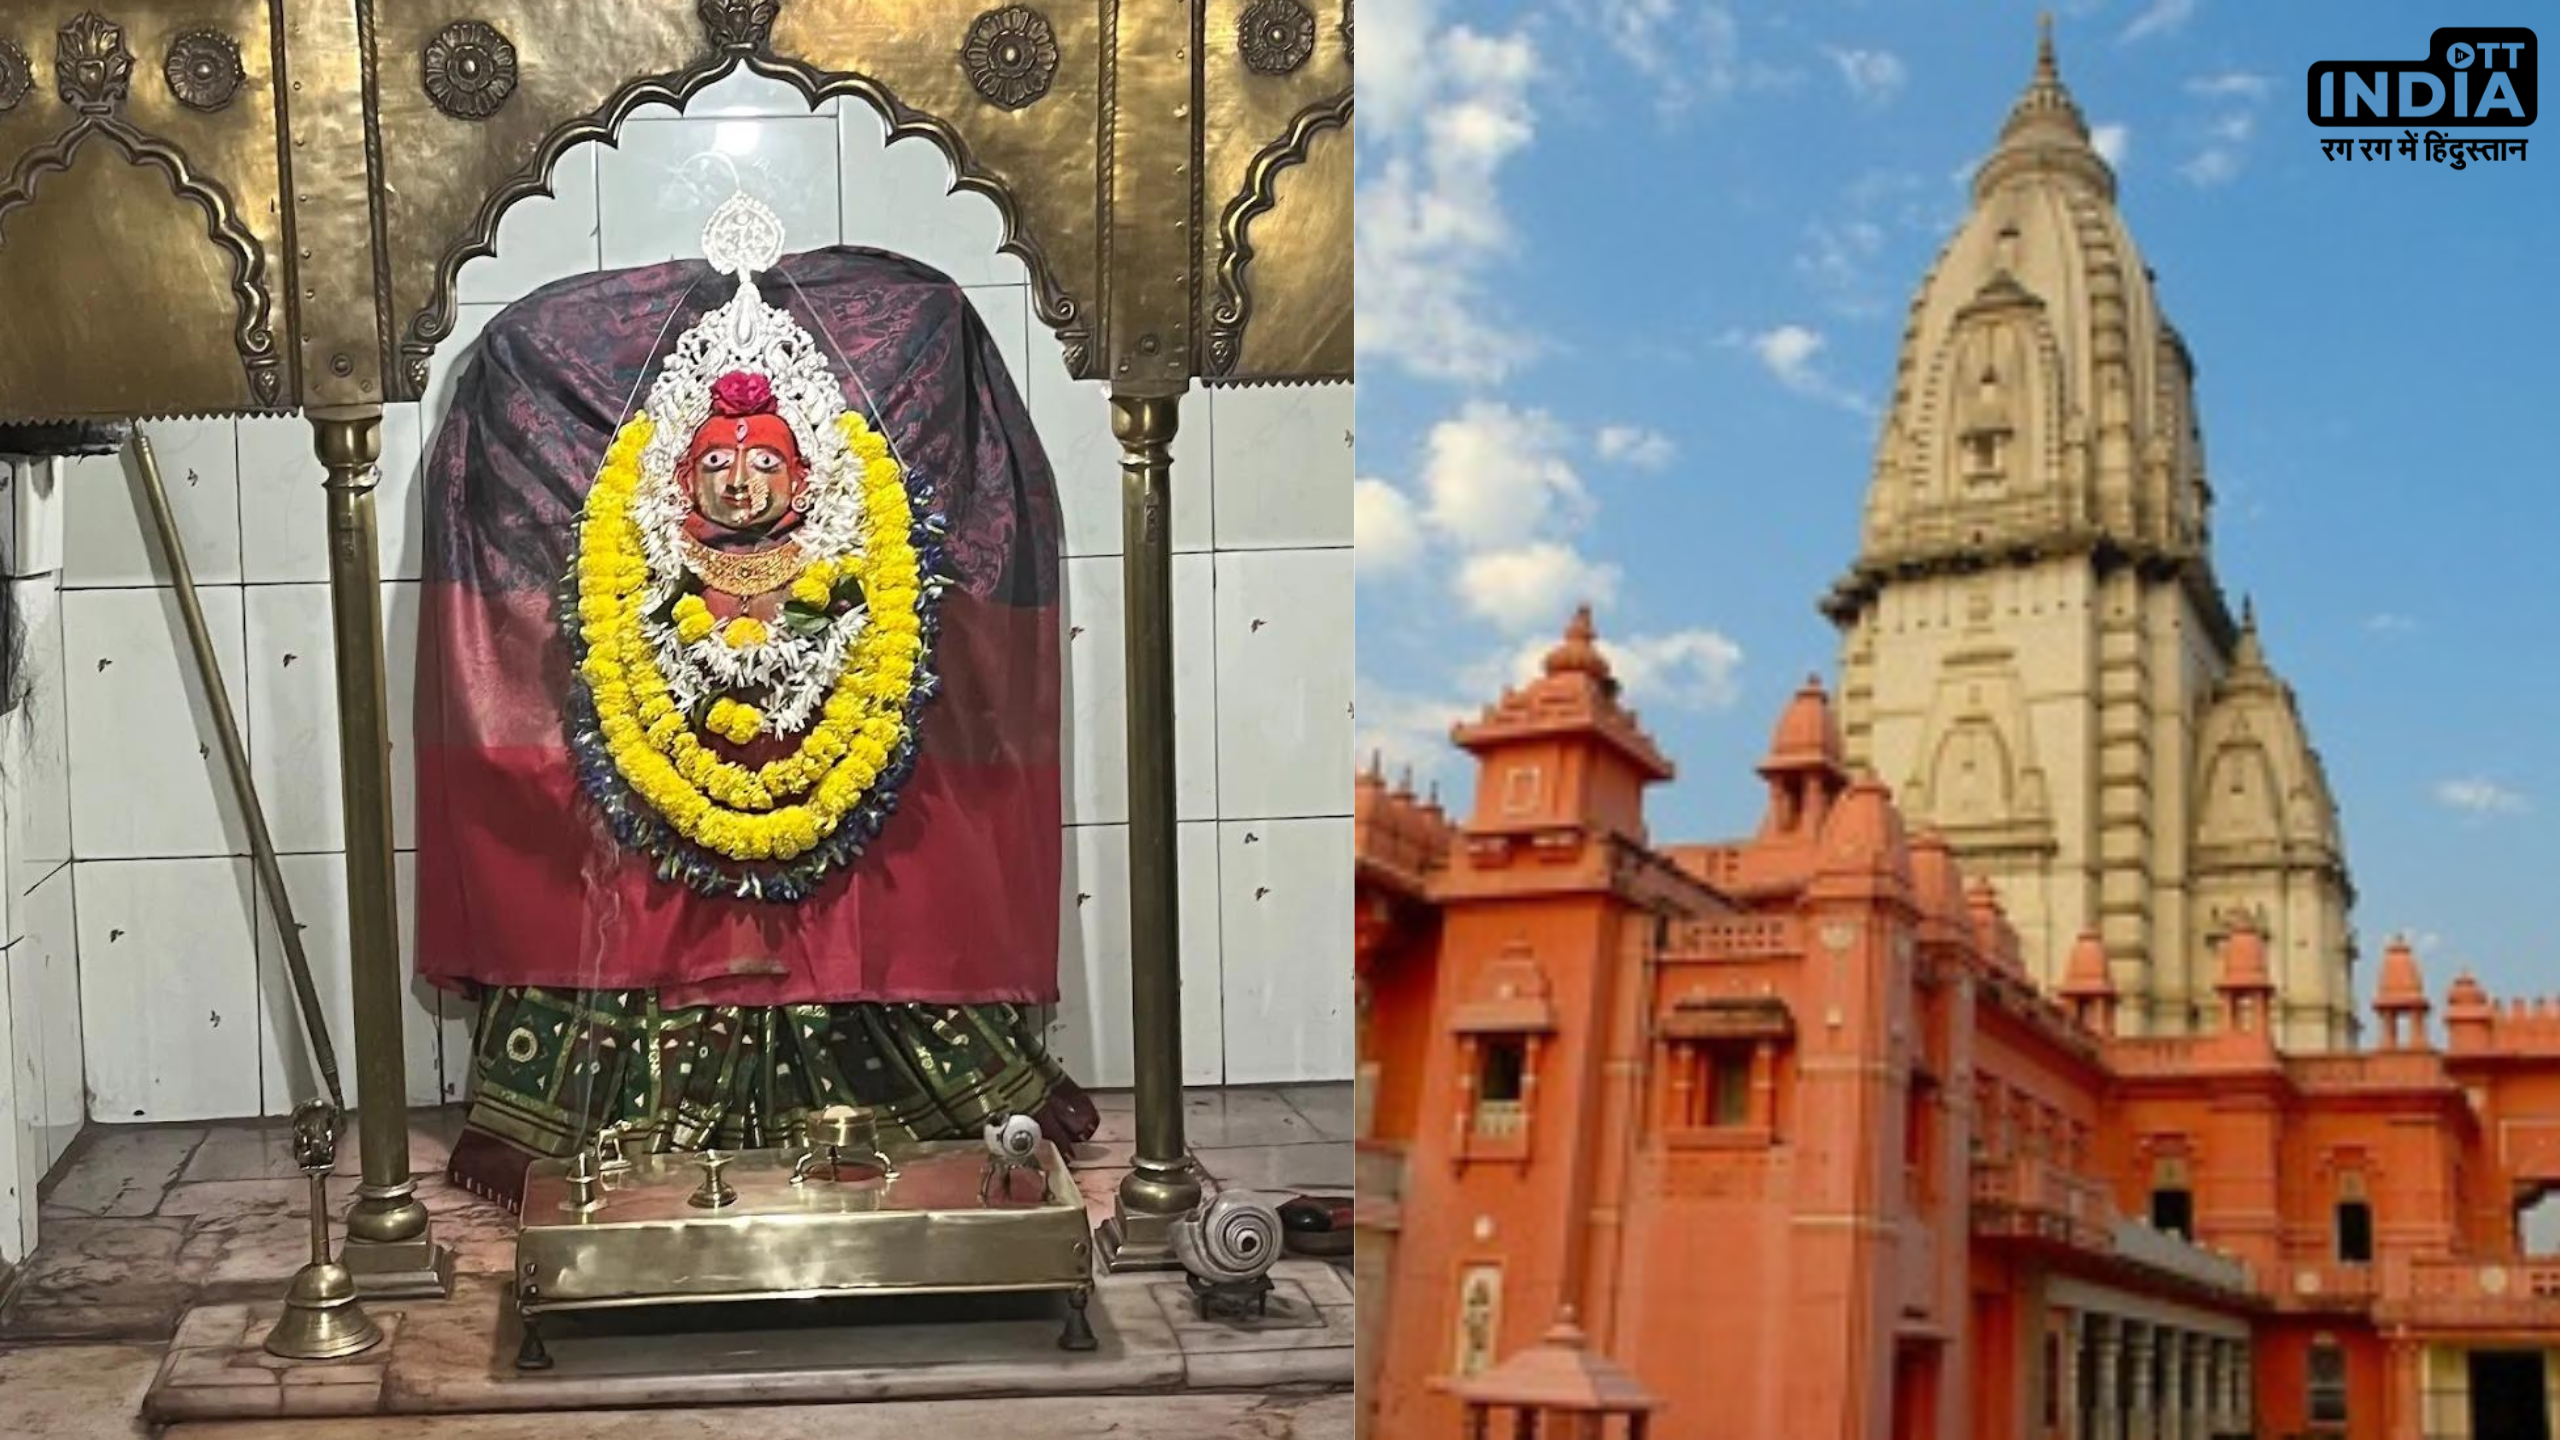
513, 1137, 1092, 1368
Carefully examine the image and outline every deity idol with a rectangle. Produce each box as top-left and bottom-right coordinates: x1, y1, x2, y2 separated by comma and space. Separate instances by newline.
418, 195, 1088, 1204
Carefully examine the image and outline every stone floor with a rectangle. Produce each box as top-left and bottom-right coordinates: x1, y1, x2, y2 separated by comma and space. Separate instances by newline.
0, 1085, 1354, 1436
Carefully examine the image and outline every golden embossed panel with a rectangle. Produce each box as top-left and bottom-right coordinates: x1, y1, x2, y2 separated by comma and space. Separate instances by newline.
0, 140, 268, 417
0, 1, 290, 420
0, 0, 1349, 421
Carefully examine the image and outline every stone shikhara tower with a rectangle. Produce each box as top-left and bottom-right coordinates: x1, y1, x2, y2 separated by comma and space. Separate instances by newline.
1822, 27, 2357, 1049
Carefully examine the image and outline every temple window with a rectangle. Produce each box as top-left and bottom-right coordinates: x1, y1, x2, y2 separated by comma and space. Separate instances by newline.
1476, 1038, 1528, 1134
2335, 1169, 2373, 1263
1450, 945, 1557, 1163
2150, 1188, 2192, 1238
2335, 1200, 2373, 1264
1962, 427, 2008, 481
2307, 1337, 2349, 1425
2149, 1153, 2194, 1238
1655, 997, 1792, 1145
1708, 1048, 1752, 1127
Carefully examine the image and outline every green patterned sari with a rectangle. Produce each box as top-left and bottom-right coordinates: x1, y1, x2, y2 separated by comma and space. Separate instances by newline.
447, 987, 1090, 1208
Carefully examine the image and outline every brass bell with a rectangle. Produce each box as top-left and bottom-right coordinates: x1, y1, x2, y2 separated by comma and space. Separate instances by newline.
264, 1101, 384, 1360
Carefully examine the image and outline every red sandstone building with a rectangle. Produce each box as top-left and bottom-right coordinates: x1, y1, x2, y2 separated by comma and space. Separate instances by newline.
1353, 30, 2560, 1440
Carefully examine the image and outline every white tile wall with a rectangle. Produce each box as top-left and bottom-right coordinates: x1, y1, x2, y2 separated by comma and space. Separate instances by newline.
1052, 821, 1225, 1088
1062, 553, 1218, 826
0, 941, 23, 1261
1216, 818, 1353, 1083
838, 103, 1022, 288
61, 421, 242, 588
7, 574, 70, 894
458, 148, 604, 305
598, 116, 845, 270
1211, 385, 1356, 550
1026, 372, 1214, 558
76, 857, 263, 1121
7, 454, 69, 578
0, 784, 21, 1261
2, 462, 79, 1250
238, 408, 427, 585
62, 586, 252, 858
48, 69, 1355, 1133
1213, 548, 1356, 820
17, 868, 80, 1164
256, 851, 465, 1114
242, 582, 420, 854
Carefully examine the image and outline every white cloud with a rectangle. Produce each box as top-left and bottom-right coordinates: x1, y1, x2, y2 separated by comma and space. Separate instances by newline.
2187, 72, 2270, 101
1355, 479, 1425, 578
1795, 218, 1890, 317
1355, 13, 1543, 384
2179, 147, 2242, 186
1754, 324, 1824, 380
2177, 66, 2269, 189
1456, 543, 1623, 632
2205, 110, 2257, 144
2119, 0, 2197, 44
1570, 0, 1802, 116
2364, 612, 2419, 636
1732, 324, 1874, 414
1354, 676, 1476, 791
1359, 0, 1440, 134
1595, 424, 1678, 470
2091, 123, 2132, 167
1825, 47, 1907, 104
1603, 628, 1748, 710
1419, 401, 1590, 549
2435, 778, 2530, 817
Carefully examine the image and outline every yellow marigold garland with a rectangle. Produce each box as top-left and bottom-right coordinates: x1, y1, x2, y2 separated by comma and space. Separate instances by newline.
572, 411, 925, 864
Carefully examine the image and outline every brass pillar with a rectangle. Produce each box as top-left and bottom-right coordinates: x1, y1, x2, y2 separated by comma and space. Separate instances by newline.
1097, 389, 1206, 1271
309, 407, 453, 1299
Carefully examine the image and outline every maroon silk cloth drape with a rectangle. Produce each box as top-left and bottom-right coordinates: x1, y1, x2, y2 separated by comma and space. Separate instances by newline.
413, 249, 1063, 1006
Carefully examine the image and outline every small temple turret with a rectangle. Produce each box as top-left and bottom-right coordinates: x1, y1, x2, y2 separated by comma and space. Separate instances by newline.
2372, 936, 2431, 1051
2213, 914, 2277, 1046
2060, 927, 2118, 1035
1759, 675, 1850, 842
1452, 606, 1675, 846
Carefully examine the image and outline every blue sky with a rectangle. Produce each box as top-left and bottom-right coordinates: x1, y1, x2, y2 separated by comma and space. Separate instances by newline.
1354, 2, 2560, 1002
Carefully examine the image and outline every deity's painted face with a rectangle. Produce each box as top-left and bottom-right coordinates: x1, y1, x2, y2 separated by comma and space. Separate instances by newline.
691, 439, 794, 528
681, 387, 806, 532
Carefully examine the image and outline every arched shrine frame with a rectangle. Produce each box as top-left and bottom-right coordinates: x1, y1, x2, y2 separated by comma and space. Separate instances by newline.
0, 0, 1350, 1289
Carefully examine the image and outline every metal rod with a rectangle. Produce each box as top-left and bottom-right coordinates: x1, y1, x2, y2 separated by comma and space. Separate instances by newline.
127, 431, 345, 1114
1099, 389, 1205, 1271
308, 408, 450, 1298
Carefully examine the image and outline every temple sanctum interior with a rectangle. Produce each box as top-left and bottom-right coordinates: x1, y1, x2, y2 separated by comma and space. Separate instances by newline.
0, 3, 1354, 1434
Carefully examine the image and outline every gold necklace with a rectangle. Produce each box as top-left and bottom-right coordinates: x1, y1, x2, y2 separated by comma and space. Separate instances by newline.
681, 535, 806, 597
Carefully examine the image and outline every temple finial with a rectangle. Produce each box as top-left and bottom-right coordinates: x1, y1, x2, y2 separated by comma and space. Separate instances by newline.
2038, 11, 2056, 71
1542, 603, 1613, 681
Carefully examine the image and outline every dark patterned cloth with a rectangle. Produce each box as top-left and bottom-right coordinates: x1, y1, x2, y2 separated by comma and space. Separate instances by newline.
449, 987, 1096, 1210
413, 248, 1063, 1005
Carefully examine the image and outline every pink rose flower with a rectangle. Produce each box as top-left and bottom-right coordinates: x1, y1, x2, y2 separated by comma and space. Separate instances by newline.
710, 370, 776, 417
